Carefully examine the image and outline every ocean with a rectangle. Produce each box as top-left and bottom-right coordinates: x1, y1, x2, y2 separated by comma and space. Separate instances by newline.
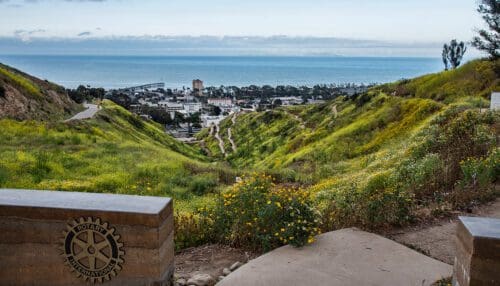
0, 55, 443, 89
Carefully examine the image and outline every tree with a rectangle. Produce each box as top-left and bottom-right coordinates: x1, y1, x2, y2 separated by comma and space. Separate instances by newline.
471, 0, 500, 59
442, 47, 449, 71
442, 40, 467, 70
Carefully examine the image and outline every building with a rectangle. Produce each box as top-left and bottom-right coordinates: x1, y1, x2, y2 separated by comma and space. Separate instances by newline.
193, 79, 204, 96
183, 102, 202, 114
201, 115, 225, 127
207, 98, 232, 107
272, 97, 303, 106
491, 92, 500, 110
165, 102, 184, 113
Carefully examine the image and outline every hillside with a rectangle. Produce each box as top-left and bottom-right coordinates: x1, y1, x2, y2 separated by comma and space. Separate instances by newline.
199, 59, 499, 228
0, 63, 79, 120
0, 100, 234, 211
0, 59, 498, 251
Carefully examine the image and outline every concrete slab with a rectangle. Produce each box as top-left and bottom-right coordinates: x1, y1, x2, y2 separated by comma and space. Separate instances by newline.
218, 228, 452, 286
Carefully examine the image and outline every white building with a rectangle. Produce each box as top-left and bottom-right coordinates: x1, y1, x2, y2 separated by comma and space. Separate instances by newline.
166, 102, 184, 113
201, 115, 225, 128
207, 98, 233, 107
273, 97, 302, 106
491, 92, 500, 110
183, 102, 202, 114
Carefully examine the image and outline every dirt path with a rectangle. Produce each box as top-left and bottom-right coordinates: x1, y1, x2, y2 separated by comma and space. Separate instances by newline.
214, 124, 227, 157
332, 105, 338, 118
389, 198, 500, 265
175, 245, 257, 281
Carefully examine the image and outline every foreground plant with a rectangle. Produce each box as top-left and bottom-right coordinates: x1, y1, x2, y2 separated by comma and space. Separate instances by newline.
212, 174, 320, 251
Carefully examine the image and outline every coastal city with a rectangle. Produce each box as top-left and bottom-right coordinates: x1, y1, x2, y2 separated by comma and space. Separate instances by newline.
103, 79, 371, 140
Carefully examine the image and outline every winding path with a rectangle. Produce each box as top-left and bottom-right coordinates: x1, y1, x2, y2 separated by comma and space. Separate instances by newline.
65, 103, 99, 122
214, 124, 227, 157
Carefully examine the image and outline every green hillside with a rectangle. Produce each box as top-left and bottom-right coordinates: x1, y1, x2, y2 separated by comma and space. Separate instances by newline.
0, 59, 498, 250
199, 59, 499, 228
0, 63, 79, 120
0, 100, 234, 211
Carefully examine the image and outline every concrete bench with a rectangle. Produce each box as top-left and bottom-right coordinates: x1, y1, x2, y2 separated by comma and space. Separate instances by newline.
453, 216, 500, 286
0, 189, 174, 286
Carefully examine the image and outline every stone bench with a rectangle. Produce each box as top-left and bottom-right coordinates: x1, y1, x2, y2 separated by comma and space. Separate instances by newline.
0, 189, 174, 286
453, 216, 500, 286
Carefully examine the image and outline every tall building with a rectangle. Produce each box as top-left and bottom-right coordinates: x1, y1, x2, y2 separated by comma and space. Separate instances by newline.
193, 79, 204, 96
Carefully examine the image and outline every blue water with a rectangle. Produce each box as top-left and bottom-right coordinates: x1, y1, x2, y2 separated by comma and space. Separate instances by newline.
0, 55, 442, 89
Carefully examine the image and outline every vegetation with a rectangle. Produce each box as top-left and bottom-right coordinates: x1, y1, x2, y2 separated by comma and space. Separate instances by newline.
0, 65, 43, 98
0, 100, 234, 211
199, 59, 499, 235
175, 174, 320, 251
442, 40, 467, 70
67, 85, 105, 104
1, 59, 499, 253
472, 0, 499, 59
0, 63, 78, 120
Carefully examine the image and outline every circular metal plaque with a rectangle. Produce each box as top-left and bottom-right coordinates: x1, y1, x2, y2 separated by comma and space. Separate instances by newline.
61, 217, 125, 283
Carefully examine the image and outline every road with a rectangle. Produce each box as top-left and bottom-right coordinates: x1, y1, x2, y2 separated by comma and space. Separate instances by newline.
65, 104, 99, 121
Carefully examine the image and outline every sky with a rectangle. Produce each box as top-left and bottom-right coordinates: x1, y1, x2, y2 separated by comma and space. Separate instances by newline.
0, 0, 487, 56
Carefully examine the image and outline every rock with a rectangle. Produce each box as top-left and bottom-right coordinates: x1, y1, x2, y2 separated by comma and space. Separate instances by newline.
187, 274, 215, 286
175, 278, 187, 286
229, 261, 243, 271
218, 276, 225, 281
222, 268, 231, 276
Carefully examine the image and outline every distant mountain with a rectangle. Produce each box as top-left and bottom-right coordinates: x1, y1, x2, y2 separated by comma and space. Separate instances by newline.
0, 63, 79, 120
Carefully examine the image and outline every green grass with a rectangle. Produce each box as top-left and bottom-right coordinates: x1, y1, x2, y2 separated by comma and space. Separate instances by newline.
198, 59, 500, 214
1, 59, 499, 250
0, 65, 42, 98
0, 100, 234, 211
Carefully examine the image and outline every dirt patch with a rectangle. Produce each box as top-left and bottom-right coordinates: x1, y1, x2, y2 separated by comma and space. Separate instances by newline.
175, 244, 258, 280
388, 198, 500, 265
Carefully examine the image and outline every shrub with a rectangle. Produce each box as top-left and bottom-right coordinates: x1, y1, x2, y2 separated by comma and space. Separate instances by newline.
0, 164, 8, 186
29, 151, 52, 183
360, 173, 412, 226
188, 174, 218, 196
174, 211, 214, 250
0, 84, 5, 98
395, 154, 443, 202
449, 149, 500, 208
212, 174, 320, 251
399, 109, 498, 208
322, 173, 413, 230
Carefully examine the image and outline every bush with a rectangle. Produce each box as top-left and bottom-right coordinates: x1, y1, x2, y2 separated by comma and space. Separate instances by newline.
0, 164, 8, 186
29, 151, 52, 183
398, 109, 498, 208
188, 174, 218, 195
0, 84, 5, 98
449, 149, 500, 208
174, 211, 214, 250
211, 174, 320, 251
322, 173, 413, 230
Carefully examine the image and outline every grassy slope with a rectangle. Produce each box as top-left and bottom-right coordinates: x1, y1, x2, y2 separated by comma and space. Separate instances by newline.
0, 63, 79, 120
0, 100, 234, 211
199, 59, 499, 194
